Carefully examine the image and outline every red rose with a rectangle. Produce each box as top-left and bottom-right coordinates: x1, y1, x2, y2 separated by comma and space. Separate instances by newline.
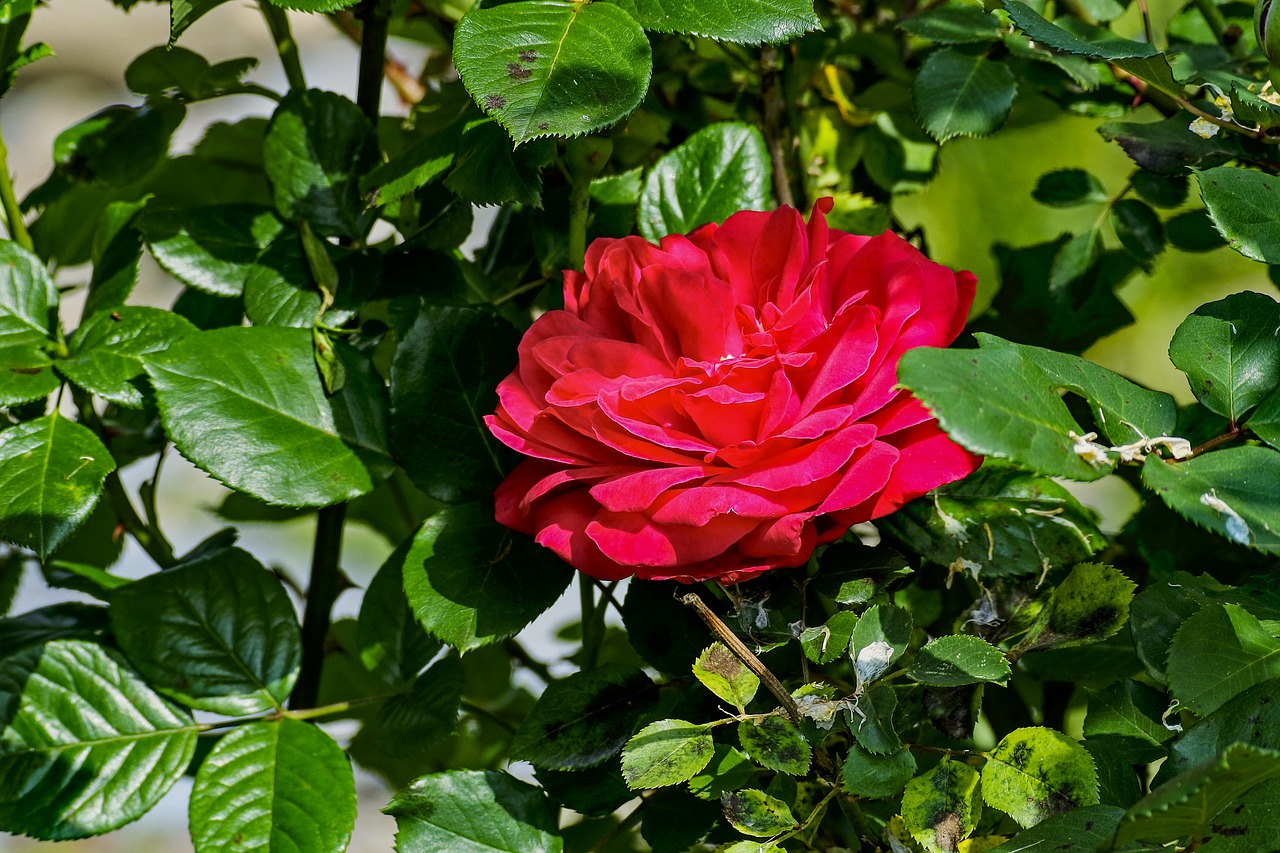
485, 199, 981, 583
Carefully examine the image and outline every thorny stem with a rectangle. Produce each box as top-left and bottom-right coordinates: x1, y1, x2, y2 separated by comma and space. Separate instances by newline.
681, 592, 802, 724
291, 503, 348, 709
760, 45, 796, 209
0, 121, 31, 251
259, 2, 307, 91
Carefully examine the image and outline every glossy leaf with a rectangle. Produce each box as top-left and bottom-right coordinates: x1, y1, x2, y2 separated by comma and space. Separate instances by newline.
390, 305, 519, 504
851, 604, 912, 682
512, 663, 657, 770
1167, 603, 1280, 716
985, 805, 1124, 853
1015, 562, 1137, 654
263, 88, 380, 238
693, 641, 760, 708
850, 682, 901, 754
899, 3, 1003, 43
402, 502, 573, 652
189, 718, 356, 853
139, 204, 286, 298
387, 770, 562, 853
170, 0, 232, 42
799, 610, 858, 665
912, 48, 1016, 142
1142, 447, 1280, 552
907, 635, 1011, 687
373, 656, 463, 756
60, 307, 197, 407
1198, 166, 1280, 263
0, 640, 197, 840
1083, 680, 1174, 764
982, 727, 1100, 827
146, 326, 394, 507
453, 0, 651, 145
0, 603, 109, 655
0, 414, 115, 559
1169, 291, 1280, 421
0, 240, 59, 406
637, 122, 771, 242
902, 758, 982, 853
737, 715, 811, 776
109, 547, 300, 714
611, 0, 820, 43
622, 719, 715, 789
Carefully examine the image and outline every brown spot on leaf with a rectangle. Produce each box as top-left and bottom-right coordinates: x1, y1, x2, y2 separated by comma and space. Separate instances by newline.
519, 49, 538, 63
483, 94, 506, 110
538, 122, 550, 130
9, 367, 41, 375
507, 63, 532, 81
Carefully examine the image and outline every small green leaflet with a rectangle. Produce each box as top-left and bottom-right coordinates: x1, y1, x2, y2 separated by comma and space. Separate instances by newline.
720, 788, 797, 838
621, 719, 714, 789
1198, 166, 1280, 264
983, 727, 1100, 827
1014, 562, 1137, 654
907, 634, 1011, 686
1142, 447, 1280, 553
902, 758, 982, 853
737, 715, 811, 775
1168, 291, 1280, 422
609, 0, 820, 43
1167, 603, 1280, 716
912, 48, 1016, 142
841, 741, 917, 798
693, 641, 760, 708
386, 770, 563, 853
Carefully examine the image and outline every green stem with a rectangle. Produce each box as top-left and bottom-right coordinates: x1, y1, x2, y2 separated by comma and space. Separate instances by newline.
291, 503, 348, 709
460, 699, 518, 734
760, 45, 796, 209
0, 120, 32, 251
199, 694, 387, 731
579, 573, 602, 670
504, 638, 554, 683
355, 0, 392, 122
1192, 0, 1233, 49
567, 163, 591, 272
260, 2, 307, 91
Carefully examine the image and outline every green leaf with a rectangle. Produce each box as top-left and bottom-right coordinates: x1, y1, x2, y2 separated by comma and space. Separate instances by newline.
453, 0, 652, 145
0, 640, 197, 840
693, 641, 760, 708
49, 101, 185, 188
1142, 447, 1280, 551
0, 240, 60, 406
912, 48, 1016, 142
1198, 166, 1280, 263
879, 462, 1104, 579
445, 119, 556, 207
263, 88, 380, 239
1169, 291, 1280, 420
189, 719, 354, 853
800, 609, 858, 665
622, 578, 711, 674
1230, 84, 1280, 130
640, 788, 721, 853
898, 337, 1106, 480
1002, 0, 1158, 58
124, 45, 256, 101
841, 741, 916, 798
637, 122, 771, 242
621, 719, 715, 789
852, 604, 913, 683
1132, 169, 1189, 208
1100, 116, 1241, 175
982, 727, 1100, 827
1167, 209, 1227, 252
402, 503, 573, 653
1048, 229, 1100, 292
902, 758, 982, 853
538, 760, 632, 817
0, 602, 108, 658
85, 197, 148, 316
999, 336, 1177, 446
387, 769, 562, 853
899, 3, 1003, 43
850, 683, 901, 754
374, 655, 464, 755
609, 0, 820, 43
985, 805, 1124, 853
0, 414, 115, 560
1083, 680, 1174, 764
907, 635, 1011, 686
1167, 602, 1280, 716
688, 744, 756, 801
108, 547, 300, 714
1116, 744, 1280, 847
512, 663, 658, 770
390, 305, 519, 504
60, 307, 197, 407
1033, 168, 1108, 207
720, 788, 797, 838
357, 538, 443, 687
146, 326, 394, 507
737, 715, 811, 776
1015, 562, 1137, 654
1112, 198, 1166, 264
139, 204, 286, 297
170, 0, 232, 43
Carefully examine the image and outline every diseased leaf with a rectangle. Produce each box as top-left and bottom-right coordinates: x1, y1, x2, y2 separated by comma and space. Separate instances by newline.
694, 641, 760, 708
1014, 562, 1137, 654
720, 788, 797, 838
902, 758, 982, 853
622, 719, 715, 789
737, 715, 811, 776
453, 1, 652, 145
982, 727, 1100, 827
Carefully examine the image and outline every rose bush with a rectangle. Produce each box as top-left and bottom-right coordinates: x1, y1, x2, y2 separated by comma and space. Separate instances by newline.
486, 199, 982, 583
